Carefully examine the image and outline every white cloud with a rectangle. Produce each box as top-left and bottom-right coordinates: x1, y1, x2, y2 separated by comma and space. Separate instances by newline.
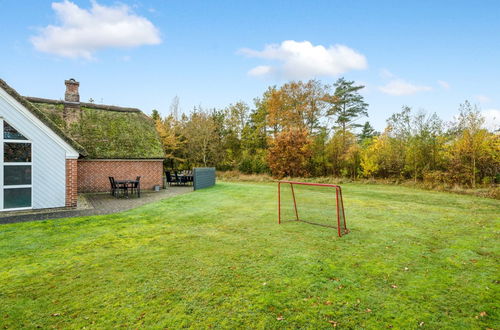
239, 40, 367, 79
30, 0, 161, 59
248, 65, 272, 77
379, 79, 432, 96
476, 94, 491, 103
482, 109, 500, 131
380, 68, 395, 79
437, 80, 450, 89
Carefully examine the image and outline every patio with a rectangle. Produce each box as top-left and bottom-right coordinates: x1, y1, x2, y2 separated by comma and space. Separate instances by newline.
0, 186, 192, 224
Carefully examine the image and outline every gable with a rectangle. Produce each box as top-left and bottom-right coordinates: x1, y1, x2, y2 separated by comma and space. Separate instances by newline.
0, 82, 81, 159
0, 79, 86, 157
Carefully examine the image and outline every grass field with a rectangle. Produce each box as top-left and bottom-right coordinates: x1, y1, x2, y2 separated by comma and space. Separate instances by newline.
0, 182, 498, 328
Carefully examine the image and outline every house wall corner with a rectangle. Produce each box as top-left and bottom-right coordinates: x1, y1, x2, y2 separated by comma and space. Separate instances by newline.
65, 159, 78, 207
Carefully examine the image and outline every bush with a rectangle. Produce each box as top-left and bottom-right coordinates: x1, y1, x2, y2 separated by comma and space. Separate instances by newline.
238, 157, 253, 174
423, 170, 448, 188
238, 150, 269, 174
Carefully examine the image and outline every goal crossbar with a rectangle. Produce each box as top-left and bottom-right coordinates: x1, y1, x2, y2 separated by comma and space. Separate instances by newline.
277, 180, 348, 237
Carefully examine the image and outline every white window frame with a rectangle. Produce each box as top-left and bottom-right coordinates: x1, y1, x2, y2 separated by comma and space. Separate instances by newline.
0, 120, 33, 211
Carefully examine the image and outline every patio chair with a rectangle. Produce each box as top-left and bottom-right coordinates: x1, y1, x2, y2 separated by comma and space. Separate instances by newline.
166, 171, 178, 186
176, 171, 190, 186
108, 177, 119, 197
129, 176, 141, 197
174, 171, 183, 185
186, 170, 194, 185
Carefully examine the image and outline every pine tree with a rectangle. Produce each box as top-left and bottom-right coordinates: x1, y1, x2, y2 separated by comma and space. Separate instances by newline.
151, 109, 161, 121
358, 121, 377, 141
326, 78, 368, 134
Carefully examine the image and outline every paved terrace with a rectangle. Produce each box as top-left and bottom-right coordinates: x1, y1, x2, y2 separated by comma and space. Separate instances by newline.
0, 186, 192, 224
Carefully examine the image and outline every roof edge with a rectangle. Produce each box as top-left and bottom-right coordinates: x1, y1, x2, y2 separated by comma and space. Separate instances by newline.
79, 158, 165, 161
24, 96, 142, 113
0, 79, 88, 156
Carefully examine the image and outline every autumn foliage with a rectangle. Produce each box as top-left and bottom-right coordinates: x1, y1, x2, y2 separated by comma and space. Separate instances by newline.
153, 79, 499, 190
267, 128, 312, 178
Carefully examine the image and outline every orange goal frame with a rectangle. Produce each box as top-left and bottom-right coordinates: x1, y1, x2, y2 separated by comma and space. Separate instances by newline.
277, 181, 348, 237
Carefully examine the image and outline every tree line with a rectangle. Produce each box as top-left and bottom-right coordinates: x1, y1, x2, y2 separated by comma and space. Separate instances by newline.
152, 78, 499, 188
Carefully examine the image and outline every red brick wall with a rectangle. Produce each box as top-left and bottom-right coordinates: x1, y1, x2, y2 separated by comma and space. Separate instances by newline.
77, 160, 164, 192
65, 159, 78, 207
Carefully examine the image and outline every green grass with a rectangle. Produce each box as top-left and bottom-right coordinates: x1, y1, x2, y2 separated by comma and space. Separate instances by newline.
0, 182, 498, 328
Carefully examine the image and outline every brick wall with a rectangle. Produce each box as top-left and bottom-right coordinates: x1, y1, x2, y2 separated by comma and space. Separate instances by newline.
77, 159, 164, 192
65, 159, 78, 207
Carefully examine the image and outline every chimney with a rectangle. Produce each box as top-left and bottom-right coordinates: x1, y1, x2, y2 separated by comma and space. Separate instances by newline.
63, 78, 81, 125
65, 78, 80, 102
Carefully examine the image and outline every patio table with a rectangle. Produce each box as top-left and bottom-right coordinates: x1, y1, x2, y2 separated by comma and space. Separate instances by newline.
176, 174, 193, 185
114, 179, 140, 198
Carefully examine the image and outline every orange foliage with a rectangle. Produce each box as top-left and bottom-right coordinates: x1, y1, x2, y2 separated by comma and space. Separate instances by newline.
267, 128, 313, 178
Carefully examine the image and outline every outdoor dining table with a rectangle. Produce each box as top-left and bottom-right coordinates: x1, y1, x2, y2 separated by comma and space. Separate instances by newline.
176, 174, 193, 185
114, 179, 140, 198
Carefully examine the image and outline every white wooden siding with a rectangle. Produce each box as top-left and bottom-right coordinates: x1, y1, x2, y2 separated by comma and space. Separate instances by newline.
0, 90, 68, 209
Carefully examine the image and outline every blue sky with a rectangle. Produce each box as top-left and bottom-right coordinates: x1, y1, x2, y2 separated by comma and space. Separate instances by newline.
1, 0, 499, 130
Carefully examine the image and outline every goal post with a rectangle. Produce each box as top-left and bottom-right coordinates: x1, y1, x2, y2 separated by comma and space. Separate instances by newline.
277, 181, 348, 237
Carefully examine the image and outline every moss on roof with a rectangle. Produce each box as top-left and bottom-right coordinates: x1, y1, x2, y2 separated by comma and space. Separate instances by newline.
0, 79, 87, 156
29, 100, 164, 159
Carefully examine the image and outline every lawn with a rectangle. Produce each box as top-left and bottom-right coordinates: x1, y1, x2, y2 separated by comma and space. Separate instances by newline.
0, 182, 498, 328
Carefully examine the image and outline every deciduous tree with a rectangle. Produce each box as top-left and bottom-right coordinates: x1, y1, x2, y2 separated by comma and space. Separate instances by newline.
267, 128, 312, 178
183, 109, 219, 167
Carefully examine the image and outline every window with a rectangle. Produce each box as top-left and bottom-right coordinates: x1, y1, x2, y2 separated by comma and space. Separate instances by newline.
4, 188, 31, 209
4, 165, 31, 185
4, 143, 31, 162
4, 121, 27, 140
1, 120, 32, 210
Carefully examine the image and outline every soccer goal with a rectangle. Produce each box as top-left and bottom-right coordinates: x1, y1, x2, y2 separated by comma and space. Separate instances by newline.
277, 181, 348, 237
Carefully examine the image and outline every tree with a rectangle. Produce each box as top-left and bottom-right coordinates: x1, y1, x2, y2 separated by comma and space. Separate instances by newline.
326, 130, 359, 177
281, 80, 327, 133
151, 109, 161, 121
404, 111, 444, 182
360, 138, 379, 178
262, 80, 328, 135
169, 96, 180, 120
226, 101, 250, 137
267, 128, 312, 178
308, 127, 329, 176
236, 99, 269, 173
447, 101, 497, 187
385, 106, 412, 178
220, 102, 251, 170
154, 114, 184, 169
156, 80, 498, 187
358, 121, 377, 141
183, 109, 219, 167
360, 130, 404, 178
325, 78, 368, 135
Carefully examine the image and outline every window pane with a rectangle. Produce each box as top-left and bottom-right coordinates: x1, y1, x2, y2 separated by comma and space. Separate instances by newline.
4, 165, 31, 185
4, 188, 31, 209
4, 143, 31, 162
4, 121, 27, 140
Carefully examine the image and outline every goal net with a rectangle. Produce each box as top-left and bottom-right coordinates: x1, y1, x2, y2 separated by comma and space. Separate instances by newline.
277, 181, 348, 237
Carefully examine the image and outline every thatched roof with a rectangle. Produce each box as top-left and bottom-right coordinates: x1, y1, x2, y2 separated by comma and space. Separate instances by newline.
25, 97, 164, 159
0, 79, 87, 156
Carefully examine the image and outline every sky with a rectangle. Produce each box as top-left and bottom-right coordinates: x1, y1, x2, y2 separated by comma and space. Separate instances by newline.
0, 0, 499, 131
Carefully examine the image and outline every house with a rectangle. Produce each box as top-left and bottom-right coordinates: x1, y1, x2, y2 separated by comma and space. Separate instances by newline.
0, 78, 164, 211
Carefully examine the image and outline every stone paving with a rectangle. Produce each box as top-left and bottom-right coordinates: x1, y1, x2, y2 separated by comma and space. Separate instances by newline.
0, 186, 192, 224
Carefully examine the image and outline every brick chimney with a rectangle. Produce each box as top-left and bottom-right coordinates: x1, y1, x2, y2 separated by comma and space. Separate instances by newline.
65, 78, 80, 102
63, 78, 81, 125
